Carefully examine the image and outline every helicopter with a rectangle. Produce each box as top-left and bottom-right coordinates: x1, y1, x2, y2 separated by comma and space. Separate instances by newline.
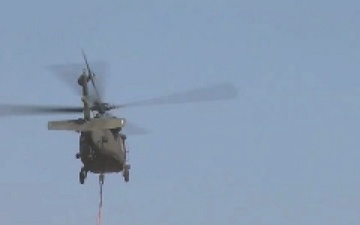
0, 51, 238, 185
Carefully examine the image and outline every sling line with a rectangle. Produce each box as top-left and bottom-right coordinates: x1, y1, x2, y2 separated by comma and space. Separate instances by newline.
96, 174, 104, 225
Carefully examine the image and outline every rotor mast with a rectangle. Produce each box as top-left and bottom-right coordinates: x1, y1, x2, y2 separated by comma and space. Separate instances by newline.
78, 71, 91, 120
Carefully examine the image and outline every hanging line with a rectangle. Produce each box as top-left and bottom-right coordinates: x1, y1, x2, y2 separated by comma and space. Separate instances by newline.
96, 174, 104, 225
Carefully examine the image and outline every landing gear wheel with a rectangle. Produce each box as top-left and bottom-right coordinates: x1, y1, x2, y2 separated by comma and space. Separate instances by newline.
124, 170, 129, 182
123, 164, 130, 183
79, 168, 87, 185
79, 172, 85, 184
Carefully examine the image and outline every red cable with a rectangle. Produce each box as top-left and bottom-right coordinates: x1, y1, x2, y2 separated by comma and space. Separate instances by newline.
96, 209, 102, 225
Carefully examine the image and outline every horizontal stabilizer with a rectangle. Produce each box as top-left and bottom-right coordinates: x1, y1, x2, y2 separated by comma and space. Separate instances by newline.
48, 118, 126, 131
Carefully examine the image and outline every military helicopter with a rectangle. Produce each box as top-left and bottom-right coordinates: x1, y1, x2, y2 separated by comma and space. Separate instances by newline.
0, 51, 238, 185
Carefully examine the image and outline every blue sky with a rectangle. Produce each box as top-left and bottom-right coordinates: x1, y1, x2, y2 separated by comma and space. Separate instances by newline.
1, 0, 360, 224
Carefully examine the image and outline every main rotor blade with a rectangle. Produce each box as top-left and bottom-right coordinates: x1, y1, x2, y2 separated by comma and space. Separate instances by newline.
46, 61, 108, 103
81, 50, 103, 105
122, 122, 149, 135
0, 104, 83, 116
116, 82, 238, 109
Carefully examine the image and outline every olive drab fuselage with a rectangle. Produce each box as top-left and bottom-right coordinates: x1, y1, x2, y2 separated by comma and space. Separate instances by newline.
79, 128, 127, 174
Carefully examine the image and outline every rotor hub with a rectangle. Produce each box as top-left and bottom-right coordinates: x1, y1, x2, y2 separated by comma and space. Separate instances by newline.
91, 102, 113, 113
77, 72, 89, 86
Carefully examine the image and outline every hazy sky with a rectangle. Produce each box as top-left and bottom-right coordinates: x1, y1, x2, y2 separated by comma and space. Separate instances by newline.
1, 0, 360, 224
